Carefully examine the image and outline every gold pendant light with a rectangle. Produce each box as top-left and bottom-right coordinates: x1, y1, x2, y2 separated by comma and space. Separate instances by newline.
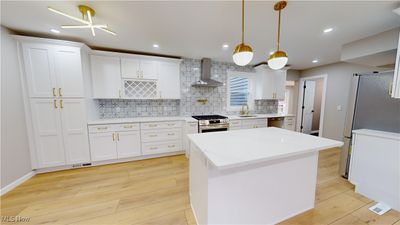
233, 0, 253, 66
268, 1, 288, 70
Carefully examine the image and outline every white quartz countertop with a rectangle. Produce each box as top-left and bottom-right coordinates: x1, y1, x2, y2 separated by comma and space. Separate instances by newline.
88, 116, 197, 125
188, 127, 343, 170
87, 113, 294, 125
228, 113, 295, 120
353, 129, 400, 141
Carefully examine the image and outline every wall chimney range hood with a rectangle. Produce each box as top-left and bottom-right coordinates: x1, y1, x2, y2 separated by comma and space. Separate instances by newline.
192, 58, 223, 87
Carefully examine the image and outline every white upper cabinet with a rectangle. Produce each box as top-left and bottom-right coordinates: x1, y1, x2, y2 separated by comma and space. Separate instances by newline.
54, 46, 84, 98
157, 61, 181, 99
255, 65, 287, 100
121, 57, 158, 79
90, 55, 122, 99
392, 31, 400, 98
22, 43, 57, 98
22, 43, 84, 98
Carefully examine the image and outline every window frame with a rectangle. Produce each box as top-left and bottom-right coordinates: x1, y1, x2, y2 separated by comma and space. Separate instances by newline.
226, 71, 255, 112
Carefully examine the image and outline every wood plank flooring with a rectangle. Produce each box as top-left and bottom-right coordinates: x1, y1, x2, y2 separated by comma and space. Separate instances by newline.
1, 148, 399, 225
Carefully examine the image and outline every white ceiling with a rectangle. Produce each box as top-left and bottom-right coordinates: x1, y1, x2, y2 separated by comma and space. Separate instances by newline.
1, 1, 399, 70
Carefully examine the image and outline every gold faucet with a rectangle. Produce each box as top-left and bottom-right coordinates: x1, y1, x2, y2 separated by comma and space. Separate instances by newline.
240, 104, 249, 115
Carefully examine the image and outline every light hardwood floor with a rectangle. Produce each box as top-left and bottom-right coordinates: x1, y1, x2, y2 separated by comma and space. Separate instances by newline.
1, 148, 399, 225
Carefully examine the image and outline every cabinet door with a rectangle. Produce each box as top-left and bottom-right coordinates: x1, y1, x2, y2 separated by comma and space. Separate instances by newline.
89, 132, 117, 162
30, 99, 65, 168
140, 59, 158, 79
59, 99, 90, 164
157, 61, 181, 99
274, 70, 287, 100
91, 55, 122, 99
22, 43, 56, 98
121, 57, 140, 78
54, 46, 84, 97
255, 71, 274, 99
116, 131, 141, 159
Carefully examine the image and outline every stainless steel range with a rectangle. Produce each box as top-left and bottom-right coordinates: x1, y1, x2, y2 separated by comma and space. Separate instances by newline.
192, 115, 229, 133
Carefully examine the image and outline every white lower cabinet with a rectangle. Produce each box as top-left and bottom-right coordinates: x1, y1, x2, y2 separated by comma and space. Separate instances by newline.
30, 99, 90, 168
117, 131, 141, 158
283, 116, 296, 131
88, 124, 141, 162
240, 119, 268, 129
184, 122, 199, 158
89, 132, 118, 161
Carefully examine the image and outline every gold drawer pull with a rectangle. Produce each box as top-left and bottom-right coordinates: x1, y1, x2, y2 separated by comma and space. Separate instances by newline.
167, 133, 175, 136
150, 147, 158, 150
149, 134, 158, 137
60, 100, 63, 109
123, 125, 133, 128
149, 124, 157, 127
54, 99, 57, 109
167, 123, 175, 126
58, 88, 62, 97
97, 127, 108, 130
168, 145, 175, 148
52, 88, 56, 97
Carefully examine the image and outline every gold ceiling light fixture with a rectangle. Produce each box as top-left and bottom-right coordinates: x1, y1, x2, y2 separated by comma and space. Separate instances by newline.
232, 0, 253, 66
268, 1, 288, 70
48, 5, 116, 37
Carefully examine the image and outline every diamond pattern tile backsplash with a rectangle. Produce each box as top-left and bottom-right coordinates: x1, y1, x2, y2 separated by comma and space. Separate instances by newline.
97, 58, 278, 119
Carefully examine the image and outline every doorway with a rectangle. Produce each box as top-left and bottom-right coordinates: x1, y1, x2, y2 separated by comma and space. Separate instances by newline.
296, 75, 327, 137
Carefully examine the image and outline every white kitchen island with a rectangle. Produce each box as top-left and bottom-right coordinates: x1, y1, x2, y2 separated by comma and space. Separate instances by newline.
188, 127, 343, 225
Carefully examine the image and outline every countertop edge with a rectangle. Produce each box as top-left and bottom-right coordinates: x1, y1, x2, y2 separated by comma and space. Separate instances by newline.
353, 129, 400, 141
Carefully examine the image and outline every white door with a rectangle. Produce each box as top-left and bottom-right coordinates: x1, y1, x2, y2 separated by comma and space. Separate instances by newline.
54, 46, 84, 98
121, 57, 140, 78
157, 61, 181, 99
59, 99, 91, 164
140, 59, 158, 79
30, 99, 65, 168
301, 80, 316, 134
89, 132, 117, 161
22, 43, 57, 98
116, 131, 141, 158
90, 55, 122, 99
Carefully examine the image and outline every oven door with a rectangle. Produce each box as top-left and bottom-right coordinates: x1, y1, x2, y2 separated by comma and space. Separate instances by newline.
199, 124, 229, 133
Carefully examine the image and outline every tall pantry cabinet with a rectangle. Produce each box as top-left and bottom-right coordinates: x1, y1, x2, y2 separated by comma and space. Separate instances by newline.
17, 37, 91, 169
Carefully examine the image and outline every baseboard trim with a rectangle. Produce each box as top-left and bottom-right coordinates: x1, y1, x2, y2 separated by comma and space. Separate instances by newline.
0, 171, 36, 196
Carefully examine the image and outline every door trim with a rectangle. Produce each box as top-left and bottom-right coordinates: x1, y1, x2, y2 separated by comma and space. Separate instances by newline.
296, 74, 327, 137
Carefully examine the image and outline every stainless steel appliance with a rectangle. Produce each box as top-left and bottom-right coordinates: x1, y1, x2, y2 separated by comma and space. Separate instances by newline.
339, 71, 400, 178
268, 117, 285, 128
192, 115, 229, 133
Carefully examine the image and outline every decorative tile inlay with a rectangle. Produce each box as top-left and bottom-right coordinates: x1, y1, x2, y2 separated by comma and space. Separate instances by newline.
96, 58, 278, 119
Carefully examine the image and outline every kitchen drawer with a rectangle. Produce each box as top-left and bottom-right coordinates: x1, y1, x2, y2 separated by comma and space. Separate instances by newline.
142, 140, 182, 155
141, 128, 182, 142
186, 122, 198, 134
114, 123, 140, 131
229, 120, 242, 126
141, 121, 182, 130
242, 119, 267, 128
284, 117, 295, 123
88, 124, 114, 133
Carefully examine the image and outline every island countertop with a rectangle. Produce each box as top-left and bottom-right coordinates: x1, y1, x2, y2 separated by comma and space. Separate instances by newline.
188, 127, 343, 170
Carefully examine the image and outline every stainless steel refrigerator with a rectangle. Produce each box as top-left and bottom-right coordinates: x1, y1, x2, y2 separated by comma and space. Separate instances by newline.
339, 70, 400, 178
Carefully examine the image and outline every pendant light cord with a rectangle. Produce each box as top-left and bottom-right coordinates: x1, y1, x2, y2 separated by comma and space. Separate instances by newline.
277, 8, 281, 51
242, 0, 245, 44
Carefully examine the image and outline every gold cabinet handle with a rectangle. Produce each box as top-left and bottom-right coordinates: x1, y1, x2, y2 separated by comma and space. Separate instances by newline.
149, 124, 157, 127
167, 133, 174, 136
123, 125, 133, 128
54, 99, 57, 109
97, 127, 108, 130
60, 100, 63, 109
112, 133, 115, 141
168, 145, 175, 148
117, 133, 120, 141
150, 147, 158, 150
52, 88, 56, 97
58, 88, 62, 97
149, 134, 158, 137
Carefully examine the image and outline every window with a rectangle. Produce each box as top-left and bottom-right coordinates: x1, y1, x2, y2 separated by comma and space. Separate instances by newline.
227, 72, 254, 111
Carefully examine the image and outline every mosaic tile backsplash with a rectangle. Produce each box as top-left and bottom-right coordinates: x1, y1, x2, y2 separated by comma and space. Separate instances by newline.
97, 58, 278, 119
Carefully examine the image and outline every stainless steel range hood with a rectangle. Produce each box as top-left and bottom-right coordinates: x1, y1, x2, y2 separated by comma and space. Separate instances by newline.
192, 58, 223, 87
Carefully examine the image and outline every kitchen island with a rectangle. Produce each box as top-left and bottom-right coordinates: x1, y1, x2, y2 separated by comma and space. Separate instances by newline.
188, 127, 343, 225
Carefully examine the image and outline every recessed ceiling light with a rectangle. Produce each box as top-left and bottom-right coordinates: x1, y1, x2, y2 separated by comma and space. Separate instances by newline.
312, 59, 319, 63
222, 44, 229, 49
323, 28, 333, 33
50, 29, 60, 34
153, 44, 159, 48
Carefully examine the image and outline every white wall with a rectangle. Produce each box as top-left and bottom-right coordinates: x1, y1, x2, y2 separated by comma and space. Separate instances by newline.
1, 26, 32, 189
286, 70, 300, 116
300, 62, 380, 141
